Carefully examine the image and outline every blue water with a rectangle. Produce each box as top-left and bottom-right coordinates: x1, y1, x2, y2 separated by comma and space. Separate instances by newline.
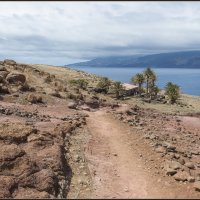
69, 66, 200, 96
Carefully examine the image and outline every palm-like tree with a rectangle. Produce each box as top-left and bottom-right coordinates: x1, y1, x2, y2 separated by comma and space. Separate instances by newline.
143, 67, 151, 95
112, 81, 125, 99
149, 70, 157, 98
143, 67, 157, 97
150, 71, 157, 87
131, 73, 145, 95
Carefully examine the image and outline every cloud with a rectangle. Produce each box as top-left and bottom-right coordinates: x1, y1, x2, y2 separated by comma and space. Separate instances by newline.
0, 2, 200, 65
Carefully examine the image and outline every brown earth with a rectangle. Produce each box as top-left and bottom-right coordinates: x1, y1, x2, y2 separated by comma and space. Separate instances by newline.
84, 108, 200, 198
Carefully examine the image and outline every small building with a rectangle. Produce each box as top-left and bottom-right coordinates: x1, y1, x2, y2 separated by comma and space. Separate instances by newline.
122, 83, 139, 96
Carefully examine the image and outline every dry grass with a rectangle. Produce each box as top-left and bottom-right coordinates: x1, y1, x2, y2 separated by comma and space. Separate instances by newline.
31, 64, 101, 86
123, 94, 200, 115
30, 63, 200, 115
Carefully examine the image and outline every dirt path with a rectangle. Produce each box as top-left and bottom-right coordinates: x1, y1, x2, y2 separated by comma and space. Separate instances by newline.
84, 109, 199, 199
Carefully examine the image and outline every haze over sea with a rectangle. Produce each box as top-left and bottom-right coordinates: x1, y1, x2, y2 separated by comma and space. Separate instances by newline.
69, 66, 200, 96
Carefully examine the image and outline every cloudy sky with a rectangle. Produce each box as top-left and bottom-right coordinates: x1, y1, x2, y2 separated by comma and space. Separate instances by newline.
0, 1, 200, 65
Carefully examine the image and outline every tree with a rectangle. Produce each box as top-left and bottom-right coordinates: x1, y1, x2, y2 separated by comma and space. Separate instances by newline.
131, 73, 145, 95
149, 70, 157, 87
143, 67, 157, 96
111, 81, 125, 99
151, 85, 160, 99
165, 82, 180, 104
96, 77, 111, 94
143, 67, 152, 95
149, 71, 157, 99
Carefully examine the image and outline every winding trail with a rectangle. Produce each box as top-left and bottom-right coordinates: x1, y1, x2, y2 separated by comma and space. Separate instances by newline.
85, 109, 160, 198
84, 109, 199, 199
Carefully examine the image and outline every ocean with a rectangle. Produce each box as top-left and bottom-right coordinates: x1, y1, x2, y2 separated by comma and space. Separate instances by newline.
69, 66, 200, 96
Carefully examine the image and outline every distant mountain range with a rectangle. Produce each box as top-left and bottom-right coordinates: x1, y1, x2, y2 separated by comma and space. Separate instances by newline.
67, 51, 200, 68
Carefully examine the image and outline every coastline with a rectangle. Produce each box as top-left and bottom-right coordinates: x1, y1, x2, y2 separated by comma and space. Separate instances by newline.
67, 65, 200, 97
30, 63, 200, 115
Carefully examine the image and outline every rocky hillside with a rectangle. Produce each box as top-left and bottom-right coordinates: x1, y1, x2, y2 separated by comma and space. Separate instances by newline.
0, 59, 200, 198
112, 105, 200, 184
0, 59, 111, 198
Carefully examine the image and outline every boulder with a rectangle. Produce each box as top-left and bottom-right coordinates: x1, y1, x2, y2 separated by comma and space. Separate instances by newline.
174, 153, 180, 159
6, 73, 26, 84
0, 123, 36, 144
126, 109, 137, 116
79, 105, 90, 111
19, 169, 57, 196
50, 91, 62, 98
184, 162, 195, 169
173, 171, 190, 182
110, 103, 119, 109
187, 176, 195, 183
34, 169, 58, 195
68, 102, 77, 109
166, 168, 177, 176
3, 59, 16, 66
32, 144, 64, 173
26, 94, 43, 104
0, 65, 8, 71
0, 86, 10, 94
162, 142, 176, 151
190, 169, 200, 181
178, 158, 185, 165
85, 99, 99, 109
0, 176, 16, 198
0, 144, 25, 162
166, 160, 182, 170
19, 82, 35, 92
190, 150, 200, 155
149, 134, 157, 140
0, 76, 4, 83
0, 71, 9, 79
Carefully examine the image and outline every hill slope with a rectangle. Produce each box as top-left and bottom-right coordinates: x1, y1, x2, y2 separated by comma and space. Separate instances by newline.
68, 51, 200, 68
0, 59, 200, 198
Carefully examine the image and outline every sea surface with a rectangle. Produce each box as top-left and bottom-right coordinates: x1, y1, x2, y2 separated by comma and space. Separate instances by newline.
69, 66, 200, 96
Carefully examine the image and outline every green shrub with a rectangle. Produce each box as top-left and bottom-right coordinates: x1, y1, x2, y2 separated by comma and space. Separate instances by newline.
69, 79, 88, 90
165, 82, 180, 104
96, 77, 111, 94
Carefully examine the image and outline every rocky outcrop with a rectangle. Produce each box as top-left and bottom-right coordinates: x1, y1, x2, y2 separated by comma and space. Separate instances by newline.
0, 123, 37, 144
6, 73, 26, 84
26, 94, 43, 104
0, 71, 9, 79
0, 111, 87, 198
3, 59, 16, 66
